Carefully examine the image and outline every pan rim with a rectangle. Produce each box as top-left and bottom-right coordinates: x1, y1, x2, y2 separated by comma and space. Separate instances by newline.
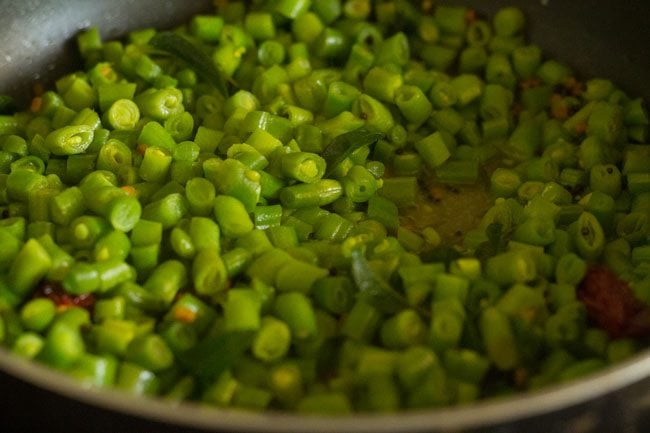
2, 347, 650, 432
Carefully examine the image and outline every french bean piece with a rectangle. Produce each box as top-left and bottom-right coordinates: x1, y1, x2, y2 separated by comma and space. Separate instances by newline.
0, 1, 648, 416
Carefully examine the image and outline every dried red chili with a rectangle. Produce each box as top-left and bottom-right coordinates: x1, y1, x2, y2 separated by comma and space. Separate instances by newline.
34, 280, 96, 311
577, 266, 650, 338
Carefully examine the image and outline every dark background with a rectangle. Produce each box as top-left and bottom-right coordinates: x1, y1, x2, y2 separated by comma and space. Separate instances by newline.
0, 370, 197, 433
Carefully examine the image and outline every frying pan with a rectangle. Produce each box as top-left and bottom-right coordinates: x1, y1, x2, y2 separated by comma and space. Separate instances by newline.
1, 1, 650, 432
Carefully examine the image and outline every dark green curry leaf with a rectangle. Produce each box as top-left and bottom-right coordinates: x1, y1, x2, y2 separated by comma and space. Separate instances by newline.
177, 330, 254, 381
150, 32, 229, 97
321, 128, 383, 178
350, 248, 420, 316
421, 246, 462, 266
486, 222, 505, 247
475, 222, 509, 261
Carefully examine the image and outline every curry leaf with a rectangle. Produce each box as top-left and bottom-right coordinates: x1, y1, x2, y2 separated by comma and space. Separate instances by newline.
321, 128, 383, 178
350, 248, 417, 316
176, 330, 254, 381
421, 246, 462, 266
475, 222, 508, 261
150, 32, 229, 97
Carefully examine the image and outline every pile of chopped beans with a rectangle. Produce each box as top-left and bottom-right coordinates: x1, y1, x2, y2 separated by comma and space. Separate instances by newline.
0, 0, 649, 414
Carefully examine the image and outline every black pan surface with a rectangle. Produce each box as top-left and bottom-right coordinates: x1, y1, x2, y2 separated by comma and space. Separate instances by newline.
2, 0, 649, 104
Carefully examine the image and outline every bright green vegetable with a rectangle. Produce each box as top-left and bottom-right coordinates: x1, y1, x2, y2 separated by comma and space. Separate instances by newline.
0, 2, 648, 416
